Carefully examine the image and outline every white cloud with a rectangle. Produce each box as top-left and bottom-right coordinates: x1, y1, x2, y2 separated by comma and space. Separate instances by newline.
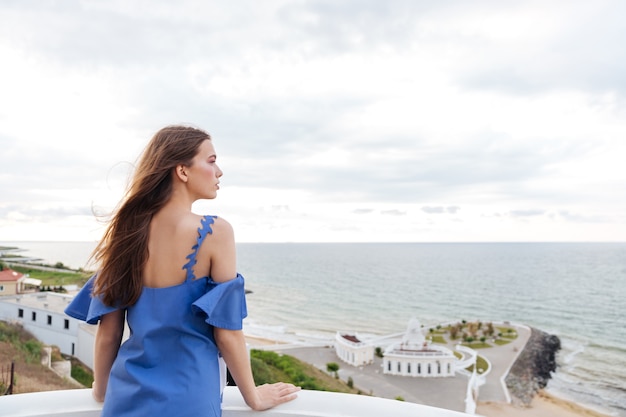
1, 0, 625, 242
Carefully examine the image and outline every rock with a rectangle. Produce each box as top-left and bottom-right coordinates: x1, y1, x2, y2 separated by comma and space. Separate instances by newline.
505, 327, 561, 406
51, 360, 72, 379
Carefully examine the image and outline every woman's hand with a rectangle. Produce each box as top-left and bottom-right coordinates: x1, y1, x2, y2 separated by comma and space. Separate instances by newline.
91, 381, 105, 403
247, 382, 300, 411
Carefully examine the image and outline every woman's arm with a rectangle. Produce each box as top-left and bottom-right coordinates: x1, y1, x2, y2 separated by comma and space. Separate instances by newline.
215, 328, 300, 410
209, 217, 299, 409
92, 309, 125, 402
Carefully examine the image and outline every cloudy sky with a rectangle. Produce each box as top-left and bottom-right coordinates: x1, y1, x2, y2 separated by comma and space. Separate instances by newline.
1, 0, 625, 243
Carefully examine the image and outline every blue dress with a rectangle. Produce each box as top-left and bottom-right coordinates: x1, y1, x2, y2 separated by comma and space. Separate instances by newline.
65, 216, 247, 417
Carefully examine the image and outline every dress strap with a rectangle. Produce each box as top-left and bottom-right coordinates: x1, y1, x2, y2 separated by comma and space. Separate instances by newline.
182, 215, 217, 282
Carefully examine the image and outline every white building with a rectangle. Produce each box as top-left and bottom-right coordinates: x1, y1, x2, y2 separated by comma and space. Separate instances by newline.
383, 318, 457, 378
334, 332, 375, 366
0, 291, 97, 369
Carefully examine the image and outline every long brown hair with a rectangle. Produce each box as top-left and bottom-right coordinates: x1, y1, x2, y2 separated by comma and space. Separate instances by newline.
92, 125, 211, 307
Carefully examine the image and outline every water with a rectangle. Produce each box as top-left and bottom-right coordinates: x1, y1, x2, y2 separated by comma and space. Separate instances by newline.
2, 241, 625, 416
0, 241, 98, 270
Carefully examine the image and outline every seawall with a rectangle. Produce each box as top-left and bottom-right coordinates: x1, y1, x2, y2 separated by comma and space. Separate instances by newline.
505, 326, 561, 406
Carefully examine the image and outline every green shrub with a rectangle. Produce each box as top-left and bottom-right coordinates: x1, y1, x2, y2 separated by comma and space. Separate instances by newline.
0, 321, 42, 363
375, 347, 383, 358
326, 362, 339, 373
71, 361, 94, 387
250, 356, 275, 385
22, 340, 42, 363
249, 350, 356, 393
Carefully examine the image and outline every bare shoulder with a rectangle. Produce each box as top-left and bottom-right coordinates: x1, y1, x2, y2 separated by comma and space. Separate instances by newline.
202, 216, 237, 282
210, 216, 235, 241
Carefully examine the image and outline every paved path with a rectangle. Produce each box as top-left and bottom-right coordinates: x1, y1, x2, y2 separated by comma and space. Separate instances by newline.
476, 324, 530, 403
283, 345, 469, 411
248, 322, 531, 414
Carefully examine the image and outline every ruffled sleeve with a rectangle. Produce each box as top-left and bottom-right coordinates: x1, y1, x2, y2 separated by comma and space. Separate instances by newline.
64, 274, 121, 324
191, 273, 248, 330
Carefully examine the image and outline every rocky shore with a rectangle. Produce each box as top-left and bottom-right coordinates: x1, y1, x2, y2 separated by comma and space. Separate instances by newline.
505, 327, 561, 406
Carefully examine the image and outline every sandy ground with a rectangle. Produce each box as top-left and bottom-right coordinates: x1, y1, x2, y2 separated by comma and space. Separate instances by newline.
0, 341, 78, 394
477, 391, 614, 417
245, 335, 283, 346
244, 335, 615, 417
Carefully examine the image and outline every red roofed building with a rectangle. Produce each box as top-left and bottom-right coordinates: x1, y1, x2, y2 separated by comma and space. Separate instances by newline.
0, 268, 25, 295
335, 332, 375, 366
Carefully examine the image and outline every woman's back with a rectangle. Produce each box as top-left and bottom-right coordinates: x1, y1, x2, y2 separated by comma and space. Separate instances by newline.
103, 215, 240, 416
144, 211, 209, 288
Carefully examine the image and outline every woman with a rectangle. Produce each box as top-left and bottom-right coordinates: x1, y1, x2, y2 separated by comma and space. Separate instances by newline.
66, 125, 299, 416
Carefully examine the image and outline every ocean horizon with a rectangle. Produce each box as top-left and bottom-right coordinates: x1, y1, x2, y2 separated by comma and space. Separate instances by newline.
2, 240, 625, 416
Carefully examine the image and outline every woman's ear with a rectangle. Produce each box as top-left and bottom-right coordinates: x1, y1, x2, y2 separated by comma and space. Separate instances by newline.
175, 164, 188, 183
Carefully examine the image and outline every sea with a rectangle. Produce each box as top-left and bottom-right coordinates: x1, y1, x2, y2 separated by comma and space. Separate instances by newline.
2, 241, 625, 416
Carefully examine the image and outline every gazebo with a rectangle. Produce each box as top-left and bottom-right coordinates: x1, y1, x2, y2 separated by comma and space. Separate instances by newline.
334, 332, 375, 367
383, 318, 457, 377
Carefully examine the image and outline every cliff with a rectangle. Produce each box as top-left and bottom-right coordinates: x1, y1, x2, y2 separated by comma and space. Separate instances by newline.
505, 327, 561, 406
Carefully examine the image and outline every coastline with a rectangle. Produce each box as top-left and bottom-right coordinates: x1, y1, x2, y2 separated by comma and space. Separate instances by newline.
3, 242, 624, 417
245, 334, 284, 346
243, 334, 615, 417
477, 390, 615, 417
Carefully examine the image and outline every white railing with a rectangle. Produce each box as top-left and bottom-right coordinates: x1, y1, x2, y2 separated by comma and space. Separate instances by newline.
454, 345, 479, 370
1, 387, 473, 417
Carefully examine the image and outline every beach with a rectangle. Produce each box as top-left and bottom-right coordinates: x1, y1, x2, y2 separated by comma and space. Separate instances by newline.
477, 391, 614, 417
244, 333, 615, 417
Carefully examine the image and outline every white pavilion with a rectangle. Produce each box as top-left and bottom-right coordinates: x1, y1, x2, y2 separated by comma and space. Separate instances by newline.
334, 332, 375, 367
383, 318, 457, 377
